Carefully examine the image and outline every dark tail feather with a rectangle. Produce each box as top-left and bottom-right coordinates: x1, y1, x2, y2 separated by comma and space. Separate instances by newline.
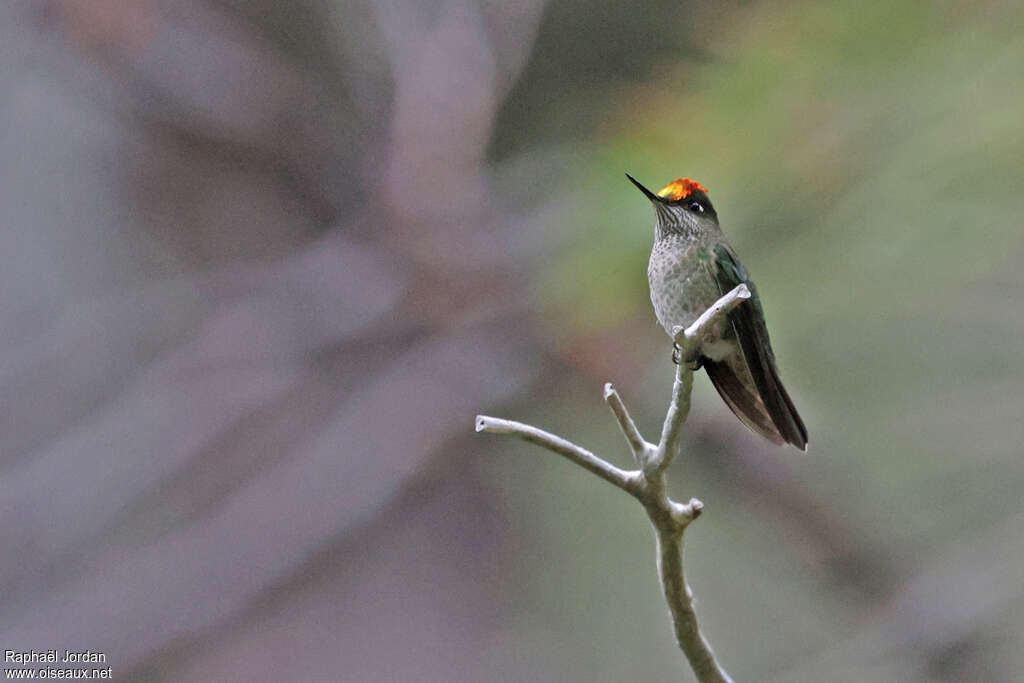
737, 311, 806, 454
773, 367, 808, 450
727, 301, 808, 450
704, 301, 806, 448
704, 359, 787, 447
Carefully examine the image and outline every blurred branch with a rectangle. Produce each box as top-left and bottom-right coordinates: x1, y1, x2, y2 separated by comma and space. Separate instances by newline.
476, 285, 750, 683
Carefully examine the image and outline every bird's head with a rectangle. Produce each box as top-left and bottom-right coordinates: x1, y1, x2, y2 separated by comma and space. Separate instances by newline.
626, 174, 718, 238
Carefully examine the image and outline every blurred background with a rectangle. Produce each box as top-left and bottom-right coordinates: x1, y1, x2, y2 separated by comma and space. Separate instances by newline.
1, 0, 1022, 680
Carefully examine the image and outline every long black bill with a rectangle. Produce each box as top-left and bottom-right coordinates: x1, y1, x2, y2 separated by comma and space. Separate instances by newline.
625, 173, 664, 203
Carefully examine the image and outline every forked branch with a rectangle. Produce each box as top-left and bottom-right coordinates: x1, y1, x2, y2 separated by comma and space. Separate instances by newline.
476, 285, 749, 683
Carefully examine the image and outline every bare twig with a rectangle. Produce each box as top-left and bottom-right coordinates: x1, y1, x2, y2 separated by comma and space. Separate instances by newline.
675, 283, 750, 349
652, 363, 695, 476
474, 416, 640, 493
603, 382, 655, 466
476, 285, 749, 683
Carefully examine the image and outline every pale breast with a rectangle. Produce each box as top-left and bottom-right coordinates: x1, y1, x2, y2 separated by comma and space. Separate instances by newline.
647, 238, 725, 339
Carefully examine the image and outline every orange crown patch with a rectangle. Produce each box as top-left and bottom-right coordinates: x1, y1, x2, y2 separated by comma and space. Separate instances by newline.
656, 177, 708, 201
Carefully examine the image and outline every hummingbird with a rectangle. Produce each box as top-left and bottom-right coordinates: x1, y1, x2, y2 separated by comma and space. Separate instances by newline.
627, 174, 808, 450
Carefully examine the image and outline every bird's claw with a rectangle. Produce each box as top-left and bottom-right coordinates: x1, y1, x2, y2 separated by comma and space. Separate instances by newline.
672, 342, 704, 371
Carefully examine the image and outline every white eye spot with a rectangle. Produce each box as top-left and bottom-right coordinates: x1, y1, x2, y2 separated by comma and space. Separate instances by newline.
688, 201, 704, 213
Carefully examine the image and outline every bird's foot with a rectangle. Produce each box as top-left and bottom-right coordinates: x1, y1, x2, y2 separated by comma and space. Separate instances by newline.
672, 342, 704, 371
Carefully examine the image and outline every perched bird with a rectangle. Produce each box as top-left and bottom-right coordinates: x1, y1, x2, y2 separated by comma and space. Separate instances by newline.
627, 174, 808, 450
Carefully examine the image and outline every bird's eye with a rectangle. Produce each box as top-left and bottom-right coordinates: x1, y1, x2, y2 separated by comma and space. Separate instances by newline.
687, 201, 704, 213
